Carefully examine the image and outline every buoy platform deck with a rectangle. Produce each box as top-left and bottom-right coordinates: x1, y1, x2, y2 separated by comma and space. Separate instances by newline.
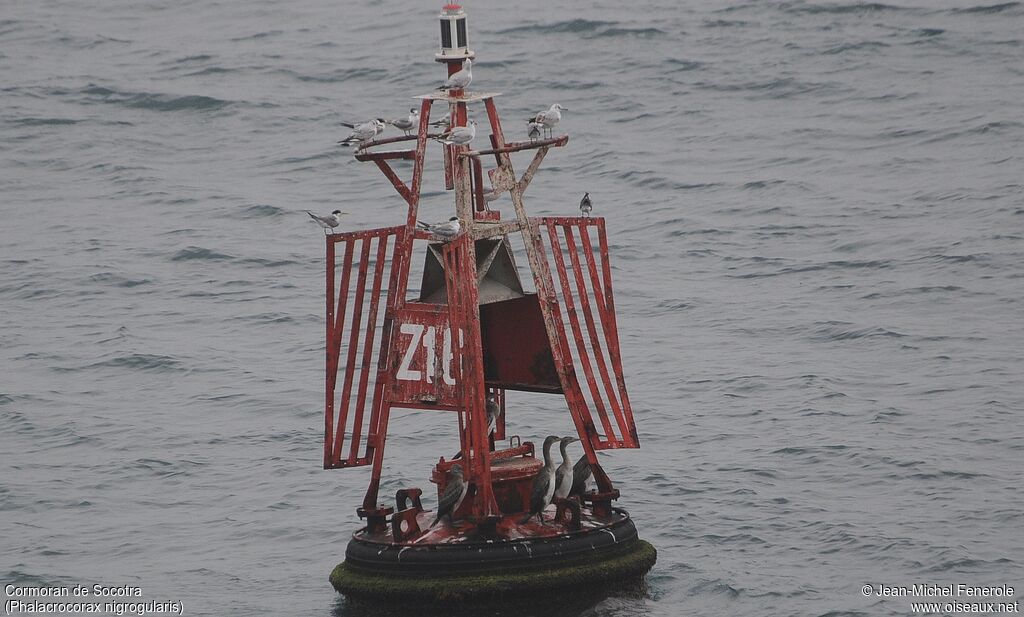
331, 507, 657, 604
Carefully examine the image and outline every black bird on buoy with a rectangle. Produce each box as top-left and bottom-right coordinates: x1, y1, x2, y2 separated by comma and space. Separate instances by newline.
521, 435, 560, 524
579, 192, 592, 217
452, 394, 501, 459
553, 436, 579, 500
485, 394, 500, 434
569, 453, 593, 498
430, 464, 467, 528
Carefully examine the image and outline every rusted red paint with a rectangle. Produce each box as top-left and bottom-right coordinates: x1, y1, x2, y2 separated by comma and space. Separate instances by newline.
322, 56, 641, 532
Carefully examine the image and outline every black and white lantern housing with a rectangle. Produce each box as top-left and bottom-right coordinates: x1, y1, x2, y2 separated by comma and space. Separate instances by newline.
437, 4, 473, 60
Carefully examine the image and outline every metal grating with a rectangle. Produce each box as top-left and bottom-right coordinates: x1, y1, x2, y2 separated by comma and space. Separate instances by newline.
534, 216, 639, 450
324, 226, 403, 469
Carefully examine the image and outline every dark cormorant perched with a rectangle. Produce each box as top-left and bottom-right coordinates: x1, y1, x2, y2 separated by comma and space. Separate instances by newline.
553, 436, 579, 500
520, 435, 560, 524
485, 394, 500, 434
430, 464, 467, 528
452, 395, 501, 459
569, 453, 593, 498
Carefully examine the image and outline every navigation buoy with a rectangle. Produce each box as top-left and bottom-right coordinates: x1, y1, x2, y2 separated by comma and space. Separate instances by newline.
320, 5, 656, 606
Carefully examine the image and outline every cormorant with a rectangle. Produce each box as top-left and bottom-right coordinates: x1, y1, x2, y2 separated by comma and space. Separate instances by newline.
451, 394, 501, 460
520, 435, 560, 524
569, 453, 593, 498
553, 436, 579, 500
485, 394, 500, 435
430, 464, 467, 528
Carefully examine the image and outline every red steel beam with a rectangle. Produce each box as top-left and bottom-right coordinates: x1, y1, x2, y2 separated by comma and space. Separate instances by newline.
463, 135, 567, 157
324, 237, 336, 468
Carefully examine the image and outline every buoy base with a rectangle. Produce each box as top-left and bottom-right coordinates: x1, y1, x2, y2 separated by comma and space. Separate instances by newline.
330, 536, 656, 605
332, 538, 655, 605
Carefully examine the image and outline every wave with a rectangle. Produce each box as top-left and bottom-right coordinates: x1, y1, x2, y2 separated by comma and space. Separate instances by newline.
240, 204, 286, 218
494, 19, 665, 38
88, 353, 183, 371
951, 2, 1021, 14
785, 2, 908, 15
171, 246, 235, 261
79, 84, 231, 112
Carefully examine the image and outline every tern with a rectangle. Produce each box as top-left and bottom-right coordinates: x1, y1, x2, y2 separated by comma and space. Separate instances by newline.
388, 108, 419, 135
306, 209, 347, 234
417, 216, 461, 241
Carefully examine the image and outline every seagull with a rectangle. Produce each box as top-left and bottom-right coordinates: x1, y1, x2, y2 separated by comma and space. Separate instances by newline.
438, 59, 472, 91
520, 436, 560, 525
553, 436, 579, 500
338, 119, 384, 146
527, 121, 543, 142
527, 103, 567, 137
579, 192, 592, 217
430, 111, 451, 128
569, 453, 593, 498
430, 464, 468, 528
388, 108, 419, 135
435, 120, 476, 146
417, 216, 461, 241
306, 209, 347, 234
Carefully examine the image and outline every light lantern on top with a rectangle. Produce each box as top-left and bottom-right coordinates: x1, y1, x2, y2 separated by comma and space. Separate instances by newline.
437, 4, 473, 60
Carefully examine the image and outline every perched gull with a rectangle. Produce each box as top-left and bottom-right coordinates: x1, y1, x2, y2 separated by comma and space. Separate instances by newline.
387, 108, 419, 135
338, 119, 384, 146
417, 216, 461, 241
527, 121, 543, 142
430, 111, 451, 128
579, 192, 592, 217
435, 120, 476, 146
306, 209, 346, 234
430, 464, 467, 528
438, 59, 472, 91
527, 103, 567, 137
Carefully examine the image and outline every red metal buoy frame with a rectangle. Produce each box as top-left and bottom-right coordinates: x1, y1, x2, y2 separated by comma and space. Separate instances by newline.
321, 54, 641, 539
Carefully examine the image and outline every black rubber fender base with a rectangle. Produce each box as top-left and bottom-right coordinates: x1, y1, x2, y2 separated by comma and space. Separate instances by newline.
330, 537, 657, 606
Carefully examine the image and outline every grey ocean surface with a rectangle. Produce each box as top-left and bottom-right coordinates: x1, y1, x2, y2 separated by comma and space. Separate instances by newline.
2, 0, 1022, 615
